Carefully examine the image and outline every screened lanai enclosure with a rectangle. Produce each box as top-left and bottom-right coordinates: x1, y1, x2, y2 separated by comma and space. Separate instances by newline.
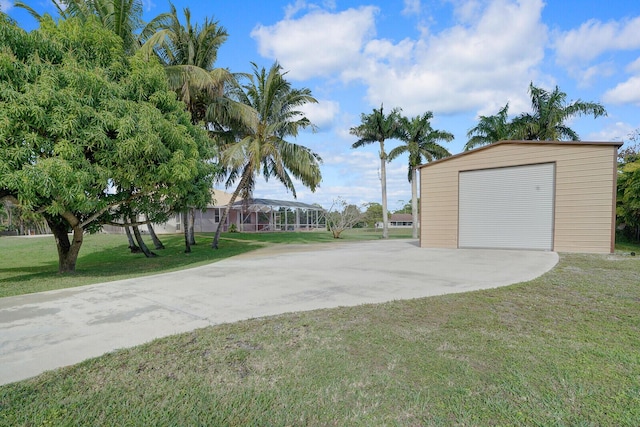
226, 198, 325, 232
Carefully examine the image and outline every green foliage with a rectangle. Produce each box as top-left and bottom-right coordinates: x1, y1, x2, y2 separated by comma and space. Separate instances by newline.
363, 202, 382, 228
228, 223, 238, 233
617, 136, 640, 242
0, 16, 217, 270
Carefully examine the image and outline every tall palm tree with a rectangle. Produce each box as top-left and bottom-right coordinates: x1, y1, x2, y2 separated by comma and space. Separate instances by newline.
512, 83, 607, 141
350, 105, 402, 239
211, 62, 322, 249
464, 103, 513, 150
389, 113, 453, 238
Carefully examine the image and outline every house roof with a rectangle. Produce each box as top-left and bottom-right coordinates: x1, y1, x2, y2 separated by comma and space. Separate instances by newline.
229, 198, 323, 212
390, 213, 413, 222
418, 140, 623, 170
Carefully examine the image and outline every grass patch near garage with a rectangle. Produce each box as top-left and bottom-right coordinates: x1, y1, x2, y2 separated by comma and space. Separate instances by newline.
1, 251, 639, 425
0, 229, 411, 298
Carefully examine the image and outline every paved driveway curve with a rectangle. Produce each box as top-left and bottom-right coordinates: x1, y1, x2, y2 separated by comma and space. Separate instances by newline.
0, 240, 558, 385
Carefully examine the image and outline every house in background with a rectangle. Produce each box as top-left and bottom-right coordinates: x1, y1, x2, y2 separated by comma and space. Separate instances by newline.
153, 191, 325, 234
377, 213, 416, 228
419, 140, 621, 253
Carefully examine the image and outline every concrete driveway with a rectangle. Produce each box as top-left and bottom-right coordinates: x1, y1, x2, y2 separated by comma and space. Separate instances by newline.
0, 239, 558, 385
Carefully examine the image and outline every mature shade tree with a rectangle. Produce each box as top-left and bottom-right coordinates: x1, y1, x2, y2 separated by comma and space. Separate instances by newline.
15, 0, 159, 54
362, 202, 383, 228
212, 62, 322, 249
464, 103, 513, 151
0, 16, 216, 272
350, 105, 402, 239
389, 113, 452, 238
512, 83, 607, 141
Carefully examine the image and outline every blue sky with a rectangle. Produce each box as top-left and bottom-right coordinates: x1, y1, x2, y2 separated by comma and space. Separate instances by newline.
5, 0, 640, 210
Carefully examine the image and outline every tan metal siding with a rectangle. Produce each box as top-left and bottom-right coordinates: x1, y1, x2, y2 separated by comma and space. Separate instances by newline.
420, 142, 618, 253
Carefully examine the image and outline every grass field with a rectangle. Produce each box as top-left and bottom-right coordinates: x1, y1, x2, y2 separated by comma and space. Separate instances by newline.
0, 228, 411, 298
1, 232, 639, 425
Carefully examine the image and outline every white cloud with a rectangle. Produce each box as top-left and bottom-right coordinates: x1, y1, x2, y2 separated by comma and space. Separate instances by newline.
554, 16, 640, 65
585, 121, 636, 142
603, 76, 640, 106
251, 6, 378, 80
402, 0, 421, 16
358, 0, 547, 115
1, 0, 12, 12
300, 100, 340, 130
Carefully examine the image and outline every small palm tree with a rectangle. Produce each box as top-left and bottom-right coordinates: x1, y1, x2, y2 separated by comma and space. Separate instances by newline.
512, 83, 607, 141
350, 105, 402, 239
465, 103, 512, 150
390, 113, 453, 238
211, 62, 322, 249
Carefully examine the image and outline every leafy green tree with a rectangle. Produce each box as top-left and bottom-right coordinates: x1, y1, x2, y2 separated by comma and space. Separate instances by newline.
617, 132, 640, 242
465, 103, 513, 150
512, 83, 607, 141
363, 202, 382, 228
0, 16, 216, 272
15, 0, 159, 54
350, 105, 402, 239
389, 112, 452, 238
212, 62, 322, 249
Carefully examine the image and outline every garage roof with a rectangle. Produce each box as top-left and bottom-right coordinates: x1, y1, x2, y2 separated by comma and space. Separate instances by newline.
418, 140, 623, 169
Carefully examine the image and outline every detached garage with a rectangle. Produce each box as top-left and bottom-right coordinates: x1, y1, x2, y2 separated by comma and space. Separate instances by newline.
419, 141, 621, 253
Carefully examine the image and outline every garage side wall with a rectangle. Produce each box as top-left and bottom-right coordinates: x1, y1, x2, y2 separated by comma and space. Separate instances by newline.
419, 143, 617, 253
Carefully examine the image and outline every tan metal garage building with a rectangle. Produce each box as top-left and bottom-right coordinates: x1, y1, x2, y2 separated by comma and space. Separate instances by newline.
419, 140, 621, 253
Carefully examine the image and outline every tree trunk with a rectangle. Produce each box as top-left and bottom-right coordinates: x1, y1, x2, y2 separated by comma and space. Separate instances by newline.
125, 226, 141, 253
411, 167, 419, 240
380, 141, 389, 239
145, 215, 165, 249
131, 217, 156, 258
188, 208, 196, 245
183, 210, 191, 253
212, 173, 248, 249
46, 213, 84, 273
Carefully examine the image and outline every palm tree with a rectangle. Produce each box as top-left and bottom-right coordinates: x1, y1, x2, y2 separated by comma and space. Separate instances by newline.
512, 83, 607, 141
389, 113, 453, 238
464, 103, 513, 150
350, 105, 402, 239
211, 62, 322, 249
15, 0, 156, 54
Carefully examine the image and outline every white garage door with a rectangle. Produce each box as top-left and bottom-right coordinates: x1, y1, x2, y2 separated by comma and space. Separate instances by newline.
459, 163, 555, 250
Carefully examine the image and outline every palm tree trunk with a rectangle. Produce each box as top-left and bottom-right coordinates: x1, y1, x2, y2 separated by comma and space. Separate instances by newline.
380, 143, 389, 239
131, 216, 156, 258
212, 173, 248, 249
145, 215, 165, 249
411, 167, 418, 239
125, 226, 141, 253
183, 210, 191, 253
188, 208, 196, 245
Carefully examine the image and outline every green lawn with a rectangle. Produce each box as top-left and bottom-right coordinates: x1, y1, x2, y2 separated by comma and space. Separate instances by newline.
1, 233, 639, 425
0, 228, 411, 298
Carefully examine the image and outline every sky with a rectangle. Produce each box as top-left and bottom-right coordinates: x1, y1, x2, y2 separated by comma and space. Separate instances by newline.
4, 0, 640, 211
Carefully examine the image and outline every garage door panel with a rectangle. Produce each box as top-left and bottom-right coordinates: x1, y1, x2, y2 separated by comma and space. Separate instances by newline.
459, 163, 555, 250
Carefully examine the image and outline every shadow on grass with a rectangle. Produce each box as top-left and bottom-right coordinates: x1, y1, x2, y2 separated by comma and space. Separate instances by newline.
0, 234, 264, 297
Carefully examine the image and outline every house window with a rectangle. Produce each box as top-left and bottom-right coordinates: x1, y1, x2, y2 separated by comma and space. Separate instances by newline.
214, 208, 221, 223
176, 213, 181, 231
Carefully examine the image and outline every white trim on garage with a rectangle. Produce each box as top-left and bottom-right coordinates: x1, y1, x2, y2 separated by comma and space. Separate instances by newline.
458, 162, 555, 250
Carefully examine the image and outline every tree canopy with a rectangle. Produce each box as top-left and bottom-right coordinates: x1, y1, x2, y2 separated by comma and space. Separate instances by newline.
0, 15, 217, 272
